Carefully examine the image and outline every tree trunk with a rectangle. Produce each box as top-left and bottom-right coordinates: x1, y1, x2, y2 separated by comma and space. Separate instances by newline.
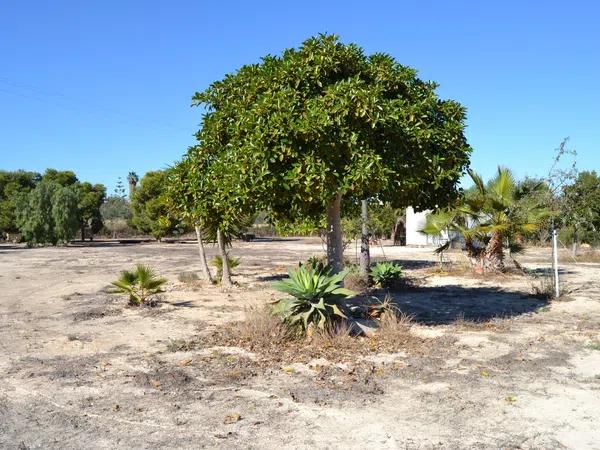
572, 226, 578, 257
359, 199, 370, 281
81, 222, 85, 242
195, 226, 213, 283
326, 192, 344, 273
217, 229, 232, 287
485, 231, 505, 272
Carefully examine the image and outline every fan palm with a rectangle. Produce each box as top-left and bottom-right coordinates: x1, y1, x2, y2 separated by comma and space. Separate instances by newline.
466, 167, 550, 271
110, 264, 167, 305
421, 167, 550, 272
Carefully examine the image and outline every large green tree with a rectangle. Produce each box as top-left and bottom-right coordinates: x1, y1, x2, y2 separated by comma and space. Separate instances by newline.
0, 170, 41, 238
192, 34, 471, 271
168, 148, 254, 287
17, 180, 80, 245
77, 182, 106, 241
130, 170, 177, 240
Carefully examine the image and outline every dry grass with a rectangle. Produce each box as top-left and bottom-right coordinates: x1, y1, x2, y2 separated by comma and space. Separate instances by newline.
232, 305, 297, 349
529, 272, 571, 301
575, 249, 600, 263
376, 310, 414, 345
344, 272, 369, 294
201, 301, 433, 366
451, 313, 513, 332
178, 271, 199, 284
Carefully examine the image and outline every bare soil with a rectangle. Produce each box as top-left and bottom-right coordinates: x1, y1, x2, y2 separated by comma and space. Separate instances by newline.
1, 239, 599, 449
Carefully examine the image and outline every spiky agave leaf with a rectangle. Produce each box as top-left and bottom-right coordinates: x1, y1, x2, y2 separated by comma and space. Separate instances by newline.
271, 264, 353, 332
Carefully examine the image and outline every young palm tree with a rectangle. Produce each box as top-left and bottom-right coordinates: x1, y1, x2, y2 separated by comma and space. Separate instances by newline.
110, 264, 167, 305
422, 167, 550, 273
466, 167, 549, 271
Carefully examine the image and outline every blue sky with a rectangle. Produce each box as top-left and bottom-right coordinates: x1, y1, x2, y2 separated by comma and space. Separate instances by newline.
1, 0, 598, 193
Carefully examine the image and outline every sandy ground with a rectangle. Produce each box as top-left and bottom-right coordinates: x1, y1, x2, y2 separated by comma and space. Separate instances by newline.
0, 238, 599, 449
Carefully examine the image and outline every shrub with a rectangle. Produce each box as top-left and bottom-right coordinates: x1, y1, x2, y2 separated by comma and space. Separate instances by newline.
235, 306, 297, 348
211, 254, 241, 281
370, 261, 403, 288
110, 264, 167, 306
178, 271, 199, 284
271, 265, 354, 332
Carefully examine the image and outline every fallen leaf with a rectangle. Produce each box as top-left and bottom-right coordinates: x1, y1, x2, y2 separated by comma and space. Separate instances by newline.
282, 366, 295, 374
179, 358, 193, 366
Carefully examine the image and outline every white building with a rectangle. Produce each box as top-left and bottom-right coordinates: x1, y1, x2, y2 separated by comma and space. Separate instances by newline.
405, 206, 452, 246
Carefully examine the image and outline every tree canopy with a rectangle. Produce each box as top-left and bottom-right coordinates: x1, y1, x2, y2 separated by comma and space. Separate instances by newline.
190, 34, 471, 269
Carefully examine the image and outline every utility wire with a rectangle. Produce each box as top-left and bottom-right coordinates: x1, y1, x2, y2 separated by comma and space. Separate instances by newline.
0, 76, 195, 133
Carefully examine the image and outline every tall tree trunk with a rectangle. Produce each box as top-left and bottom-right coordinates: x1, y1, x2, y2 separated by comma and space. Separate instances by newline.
217, 229, 232, 287
326, 192, 344, 273
194, 225, 213, 283
359, 199, 370, 281
81, 221, 85, 242
572, 225, 578, 257
485, 231, 505, 272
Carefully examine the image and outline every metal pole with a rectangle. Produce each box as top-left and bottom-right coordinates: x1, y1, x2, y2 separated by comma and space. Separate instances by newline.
552, 227, 560, 298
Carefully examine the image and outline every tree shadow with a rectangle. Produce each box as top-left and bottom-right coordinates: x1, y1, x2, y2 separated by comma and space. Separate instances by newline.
378, 285, 548, 325
68, 240, 153, 247
380, 259, 437, 270
169, 300, 198, 308
256, 273, 288, 282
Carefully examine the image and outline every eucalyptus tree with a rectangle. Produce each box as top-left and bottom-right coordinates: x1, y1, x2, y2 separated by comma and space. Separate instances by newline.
192, 34, 471, 272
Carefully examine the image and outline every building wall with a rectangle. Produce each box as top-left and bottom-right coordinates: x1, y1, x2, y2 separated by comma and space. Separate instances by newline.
405, 206, 451, 246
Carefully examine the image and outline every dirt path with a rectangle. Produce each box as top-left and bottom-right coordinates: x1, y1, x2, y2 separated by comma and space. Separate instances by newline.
1, 240, 599, 449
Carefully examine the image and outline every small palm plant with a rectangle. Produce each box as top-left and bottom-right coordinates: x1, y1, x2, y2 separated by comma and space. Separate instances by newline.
110, 264, 167, 306
370, 261, 403, 288
272, 265, 354, 332
211, 254, 241, 282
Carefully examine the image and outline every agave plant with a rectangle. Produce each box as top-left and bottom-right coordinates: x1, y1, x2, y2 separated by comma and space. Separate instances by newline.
271, 265, 354, 332
110, 264, 167, 306
370, 261, 403, 288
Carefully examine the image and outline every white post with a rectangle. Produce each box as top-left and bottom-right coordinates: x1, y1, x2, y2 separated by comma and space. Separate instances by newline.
552, 228, 560, 298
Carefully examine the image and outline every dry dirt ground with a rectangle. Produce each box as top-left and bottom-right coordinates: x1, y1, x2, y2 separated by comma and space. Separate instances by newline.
0, 238, 599, 449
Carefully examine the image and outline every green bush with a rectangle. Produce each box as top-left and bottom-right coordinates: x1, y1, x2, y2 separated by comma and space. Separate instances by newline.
110, 264, 167, 306
271, 265, 354, 332
370, 261, 403, 288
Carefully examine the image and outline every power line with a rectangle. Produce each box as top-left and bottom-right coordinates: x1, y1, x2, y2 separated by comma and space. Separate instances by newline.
0, 76, 195, 133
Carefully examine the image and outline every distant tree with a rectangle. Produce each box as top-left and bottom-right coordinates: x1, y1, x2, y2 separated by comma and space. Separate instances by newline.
560, 171, 600, 250
193, 34, 471, 272
131, 170, 177, 240
42, 168, 78, 187
51, 186, 80, 244
17, 180, 79, 245
17, 180, 57, 245
100, 196, 132, 238
77, 182, 106, 241
114, 177, 126, 198
127, 171, 139, 200
0, 170, 41, 238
